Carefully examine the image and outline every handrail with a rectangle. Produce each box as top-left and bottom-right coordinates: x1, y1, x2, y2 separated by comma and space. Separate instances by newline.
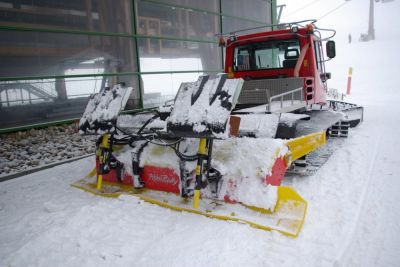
267, 87, 303, 112
217, 19, 318, 37
0, 79, 57, 97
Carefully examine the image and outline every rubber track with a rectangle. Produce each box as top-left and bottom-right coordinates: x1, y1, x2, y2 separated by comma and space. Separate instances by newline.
286, 137, 346, 176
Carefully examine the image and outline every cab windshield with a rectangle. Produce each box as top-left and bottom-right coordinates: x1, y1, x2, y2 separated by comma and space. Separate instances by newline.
233, 39, 301, 71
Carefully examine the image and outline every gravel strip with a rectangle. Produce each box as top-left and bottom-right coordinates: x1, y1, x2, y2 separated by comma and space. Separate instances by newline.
0, 124, 96, 176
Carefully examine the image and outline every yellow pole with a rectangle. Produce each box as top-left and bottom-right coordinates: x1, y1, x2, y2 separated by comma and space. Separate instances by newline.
193, 189, 200, 209
193, 138, 208, 209
101, 134, 110, 148
97, 174, 103, 190
198, 138, 207, 155
96, 134, 110, 191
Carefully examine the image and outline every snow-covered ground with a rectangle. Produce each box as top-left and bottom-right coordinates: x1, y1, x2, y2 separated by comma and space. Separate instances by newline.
1, 1, 400, 266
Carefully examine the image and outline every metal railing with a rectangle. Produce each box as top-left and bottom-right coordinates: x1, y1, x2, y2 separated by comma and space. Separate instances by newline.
34, 80, 57, 98
0, 80, 58, 107
267, 87, 304, 112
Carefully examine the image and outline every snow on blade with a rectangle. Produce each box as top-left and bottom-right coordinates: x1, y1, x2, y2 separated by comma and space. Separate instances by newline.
112, 137, 288, 211
237, 113, 280, 138
212, 137, 287, 210
79, 84, 132, 135
167, 74, 244, 137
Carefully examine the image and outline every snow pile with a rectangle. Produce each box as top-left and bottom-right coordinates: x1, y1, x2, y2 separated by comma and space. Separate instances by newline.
142, 137, 286, 210
212, 137, 287, 181
238, 113, 280, 138
167, 74, 243, 136
139, 141, 192, 175
112, 136, 287, 210
79, 84, 132, 134
116, 113, 166, 134
212, 137, 287, 209
280, 113, 310, 127
116, 113, 155, 130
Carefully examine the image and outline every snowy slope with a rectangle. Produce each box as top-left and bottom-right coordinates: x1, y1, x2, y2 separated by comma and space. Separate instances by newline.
1, 2, 400, 267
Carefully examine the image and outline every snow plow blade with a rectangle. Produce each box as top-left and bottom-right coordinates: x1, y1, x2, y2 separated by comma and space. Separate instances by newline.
72, 178, 307, 237
286, 131, 326, 161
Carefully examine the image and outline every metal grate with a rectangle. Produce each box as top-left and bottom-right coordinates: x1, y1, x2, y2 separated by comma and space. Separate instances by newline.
238, 77, 304, 105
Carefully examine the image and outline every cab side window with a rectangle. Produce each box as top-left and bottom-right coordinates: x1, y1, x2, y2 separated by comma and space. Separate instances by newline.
234, 47, 251, 71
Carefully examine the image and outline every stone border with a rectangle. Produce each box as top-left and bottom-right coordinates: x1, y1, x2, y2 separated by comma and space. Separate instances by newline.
0, 153, 94, 183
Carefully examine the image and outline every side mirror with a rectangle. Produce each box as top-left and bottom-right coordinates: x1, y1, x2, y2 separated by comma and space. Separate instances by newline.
326, 40, 336, 59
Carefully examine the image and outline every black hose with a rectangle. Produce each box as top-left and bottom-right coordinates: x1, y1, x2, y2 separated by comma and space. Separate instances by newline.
137, 113, 160, 135
171, 142, 198, 161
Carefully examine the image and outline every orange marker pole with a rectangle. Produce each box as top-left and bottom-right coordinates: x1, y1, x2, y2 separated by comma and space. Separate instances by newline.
346, 67, 353, 95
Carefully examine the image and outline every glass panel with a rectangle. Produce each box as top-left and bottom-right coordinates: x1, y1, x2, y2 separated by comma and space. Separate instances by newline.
137, 1, 219, 42
233, 39, 300, 71
142, 72, 203, 108
0, 76, 140, 106
0, 75, 140, 129
155, 0, 219, 12
0, 0, 133, 33
64, 75, 140, 109
222, 17, 269, 35
139, 40, 221, 72
0, 30, 137, 78
221, 0, 271, 23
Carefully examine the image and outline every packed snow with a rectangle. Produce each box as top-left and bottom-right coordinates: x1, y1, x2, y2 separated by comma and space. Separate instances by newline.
1, 1, 400, 266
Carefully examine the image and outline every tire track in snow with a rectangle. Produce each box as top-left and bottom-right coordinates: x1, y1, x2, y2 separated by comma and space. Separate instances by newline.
333, 132, 383, 266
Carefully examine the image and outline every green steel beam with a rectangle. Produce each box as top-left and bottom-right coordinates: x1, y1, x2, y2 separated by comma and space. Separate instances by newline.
0, 25, 216, 44
141, 0, 269, 26
0, 70, 222, 82
271, 0, 278, 29
0, 24, 133, 37
0, 106, 161, 134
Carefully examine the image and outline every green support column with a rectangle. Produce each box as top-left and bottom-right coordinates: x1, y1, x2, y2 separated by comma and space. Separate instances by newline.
271, 0, 277, 29
131, 0, 144, 109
